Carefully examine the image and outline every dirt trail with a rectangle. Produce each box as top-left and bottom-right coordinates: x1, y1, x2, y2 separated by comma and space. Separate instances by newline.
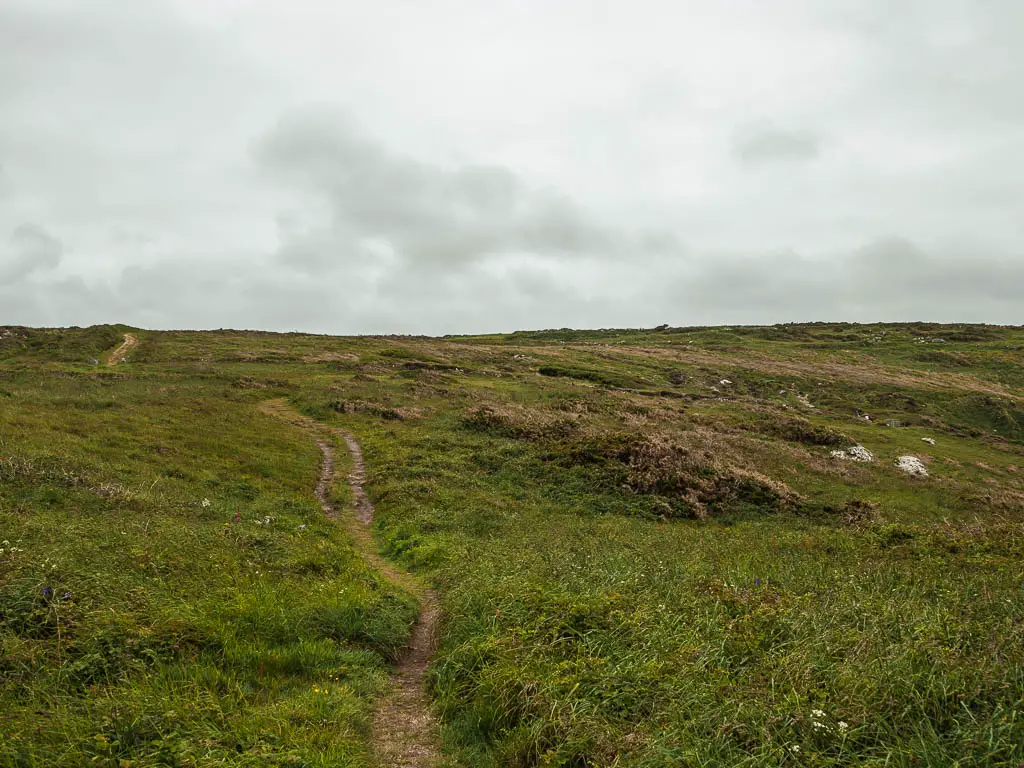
107, 333, 138, 366
259, 400, 442, 768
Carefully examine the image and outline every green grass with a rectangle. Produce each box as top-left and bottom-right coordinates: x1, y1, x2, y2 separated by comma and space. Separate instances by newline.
0, 361, 416, 767
2, 322, 1023, 766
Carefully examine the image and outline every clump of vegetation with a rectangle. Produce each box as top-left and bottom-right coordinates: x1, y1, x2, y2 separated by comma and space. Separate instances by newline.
538, 364, 644, 389
330, 398, 423, 420
751, 414, 853, 447
666, 368, 688, 385
462, 402, 578, 439
621, 434, 802, 518
840, 498, 879, 526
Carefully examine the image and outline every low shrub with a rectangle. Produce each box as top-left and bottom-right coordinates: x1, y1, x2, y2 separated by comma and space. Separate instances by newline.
748, 414, 853, 447
462, 403, 579, 440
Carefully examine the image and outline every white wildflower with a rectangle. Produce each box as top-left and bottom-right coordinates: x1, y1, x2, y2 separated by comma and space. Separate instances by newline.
790, 745, 801, 753
811, 709, 825, 718
837, 721, 849, 733
201, 498, 211, 508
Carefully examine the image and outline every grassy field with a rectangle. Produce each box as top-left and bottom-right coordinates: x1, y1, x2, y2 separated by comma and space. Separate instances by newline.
1, 322, 1022, 766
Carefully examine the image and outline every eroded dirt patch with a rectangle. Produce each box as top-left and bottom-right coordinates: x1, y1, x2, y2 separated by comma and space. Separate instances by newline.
106, 333, 138, 366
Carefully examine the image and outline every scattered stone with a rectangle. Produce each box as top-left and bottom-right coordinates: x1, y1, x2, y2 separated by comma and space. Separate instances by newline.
921, 437, 936, 445
796, 393, 815, 409
831, 445, 874, 462
719, 379, 732, 386
895, 456, 928, 476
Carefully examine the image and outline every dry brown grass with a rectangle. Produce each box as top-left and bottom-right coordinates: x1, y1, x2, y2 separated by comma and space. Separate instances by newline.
840, 499, 879, 526
462, 402, 580, 439
330, 399, 425, 421
621, 432, 802, 519
302, 351, 360, 363
607, 344, 1021, 400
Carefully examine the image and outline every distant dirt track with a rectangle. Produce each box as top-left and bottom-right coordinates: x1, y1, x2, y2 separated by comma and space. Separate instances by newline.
106, 333, 138, 366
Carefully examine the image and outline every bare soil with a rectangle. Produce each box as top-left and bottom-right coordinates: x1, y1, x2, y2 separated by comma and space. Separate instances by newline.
107, 333, 138, 366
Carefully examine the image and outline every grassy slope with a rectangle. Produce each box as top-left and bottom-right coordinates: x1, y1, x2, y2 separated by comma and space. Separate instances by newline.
2, 323, 1023, 767
0, 331, 417, 767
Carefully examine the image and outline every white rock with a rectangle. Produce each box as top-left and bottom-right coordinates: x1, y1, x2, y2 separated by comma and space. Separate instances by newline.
720, 379, 732, 386
922, 437, 936, 445
831, 445, 874, 462
895, 456, 928, 476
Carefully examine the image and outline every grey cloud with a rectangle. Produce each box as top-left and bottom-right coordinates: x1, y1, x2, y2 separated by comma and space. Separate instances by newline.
732, 124, 822, 167
3, 232, 1020, 335
1, 0, 1022, 333
0, 224, 64, 284
668, 238, 1024, 325
255, 112, 629, 271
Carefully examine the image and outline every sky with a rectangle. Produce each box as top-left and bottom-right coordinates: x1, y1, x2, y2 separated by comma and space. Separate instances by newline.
1, 0, 1022, 334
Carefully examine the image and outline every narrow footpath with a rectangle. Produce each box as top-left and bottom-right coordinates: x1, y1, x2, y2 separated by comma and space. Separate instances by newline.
259, 400, 442, 768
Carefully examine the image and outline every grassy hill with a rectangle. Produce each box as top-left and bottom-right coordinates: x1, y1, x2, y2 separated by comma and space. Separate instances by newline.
1, 323, 1022, 767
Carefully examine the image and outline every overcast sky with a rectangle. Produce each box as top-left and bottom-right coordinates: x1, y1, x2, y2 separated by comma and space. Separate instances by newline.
1, 0, 1022, 333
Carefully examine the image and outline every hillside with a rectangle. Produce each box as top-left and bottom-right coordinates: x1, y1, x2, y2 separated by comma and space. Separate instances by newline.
1, 322, 1023, 767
